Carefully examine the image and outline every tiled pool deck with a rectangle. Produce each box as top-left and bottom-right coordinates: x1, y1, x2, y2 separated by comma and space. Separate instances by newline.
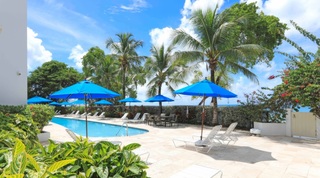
43, 115, 320, 178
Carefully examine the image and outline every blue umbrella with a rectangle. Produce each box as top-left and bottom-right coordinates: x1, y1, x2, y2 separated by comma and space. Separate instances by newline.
174, 79, 237, 98
27, 96, 52, 104
174, 78, 237, 140
49, 101, 61, 106
145, 94, 174, 102
49, 80, 120, 99
95, 99, 113, 105
119, 97, 141, 103
49, 80, 120, 138
145, 94, 174, 114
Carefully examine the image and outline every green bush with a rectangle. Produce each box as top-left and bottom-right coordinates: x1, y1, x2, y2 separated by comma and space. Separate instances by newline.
0, 112, 39, 143
27, 105, 55, 131
0, 138, 149, 177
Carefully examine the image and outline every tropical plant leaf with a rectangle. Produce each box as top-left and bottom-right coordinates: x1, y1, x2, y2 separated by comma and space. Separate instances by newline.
122, 143, 141, 151
26, 153, 40, 172
95, 165, 109, 178
12, 139, 25, 159
128, 164, 140, 174
47, 159, 76, 173
10, 152, 27, 175
73, 153, 95, 164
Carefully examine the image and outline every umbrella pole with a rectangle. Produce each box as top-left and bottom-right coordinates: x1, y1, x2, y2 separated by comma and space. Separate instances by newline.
200, 97, 205, 140
85, 94, 88, 139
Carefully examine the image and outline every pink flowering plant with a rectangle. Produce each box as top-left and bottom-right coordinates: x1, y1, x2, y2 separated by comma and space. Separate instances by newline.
237, 90, 288, 123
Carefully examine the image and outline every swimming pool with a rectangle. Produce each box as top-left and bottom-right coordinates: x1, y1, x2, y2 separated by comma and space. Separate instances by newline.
51, 117, 148, 137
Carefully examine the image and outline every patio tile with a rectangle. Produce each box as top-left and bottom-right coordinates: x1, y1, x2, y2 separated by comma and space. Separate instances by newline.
44, 116, 320, 178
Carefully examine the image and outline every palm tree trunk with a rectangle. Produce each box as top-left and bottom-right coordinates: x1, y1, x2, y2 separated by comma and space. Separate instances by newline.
212, 97, 218, 125
210, 62, 218, 125
122, 65, 126, 99
159, 102, 163, 115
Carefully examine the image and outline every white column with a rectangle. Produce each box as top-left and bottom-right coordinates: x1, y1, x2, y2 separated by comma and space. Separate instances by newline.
285, 109, 292, 137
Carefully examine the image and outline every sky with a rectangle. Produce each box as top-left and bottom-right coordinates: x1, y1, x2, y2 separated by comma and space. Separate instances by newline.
27, 0, 320, 106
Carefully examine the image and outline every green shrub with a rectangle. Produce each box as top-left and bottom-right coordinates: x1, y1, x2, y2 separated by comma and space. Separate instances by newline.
0, 138, 149, 177
27, 105, 55, 131
0, 112, 39, 143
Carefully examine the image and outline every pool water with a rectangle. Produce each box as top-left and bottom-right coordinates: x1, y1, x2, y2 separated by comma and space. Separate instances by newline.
51, 117, 148, 137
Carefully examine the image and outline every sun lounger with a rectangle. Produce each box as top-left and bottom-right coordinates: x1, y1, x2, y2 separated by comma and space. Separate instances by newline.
125, 113, 149, 124
170, 164, 222, 178
65, 129, 122, 145
92, 112, 99, 117
214, 122, 238, 146
98, 112, 105, 118
79, 112, 87, 118
121, 113, 129, 120
172, 125, 222, 153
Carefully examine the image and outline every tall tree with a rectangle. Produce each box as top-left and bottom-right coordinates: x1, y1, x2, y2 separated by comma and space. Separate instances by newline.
106, 33, 145, 99
272, 21, 320, 118
28, 60, 83, 98
82, 47, 121, 95
172, 3, 287, 124
145, 44, 189, 113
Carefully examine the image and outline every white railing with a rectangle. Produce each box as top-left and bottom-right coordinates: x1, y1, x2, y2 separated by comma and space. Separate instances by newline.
116, 122, 129, 136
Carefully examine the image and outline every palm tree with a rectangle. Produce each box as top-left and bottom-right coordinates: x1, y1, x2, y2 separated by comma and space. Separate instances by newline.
145, 44, 189, 113
172, 7, 267, 124
106, 33, 145, 98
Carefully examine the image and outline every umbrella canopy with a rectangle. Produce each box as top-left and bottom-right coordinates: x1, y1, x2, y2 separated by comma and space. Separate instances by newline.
145, 94, 174, 114
174, 78, 237, 140
49, 101, 61, 106
95, 99, 113, 105
119, 97, 141, 103
174, 79, 237, 98
49, 80, 120, 138
27, 96, 52, 104
145, 94, 174, 102
49, 80, 120, 99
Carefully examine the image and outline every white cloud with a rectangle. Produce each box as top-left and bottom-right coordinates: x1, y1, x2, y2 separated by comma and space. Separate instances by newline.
120, 0, 148, 12
149, 27, 175, 48
149, 0, 320, 106
27, 27, 52, 71
68, 45, 87, 69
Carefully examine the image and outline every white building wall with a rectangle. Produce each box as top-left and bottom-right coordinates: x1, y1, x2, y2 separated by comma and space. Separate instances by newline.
0, 0, 27, 105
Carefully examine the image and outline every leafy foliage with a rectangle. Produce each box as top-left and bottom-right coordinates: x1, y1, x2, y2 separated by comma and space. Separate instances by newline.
0, 138, 149, 177
106, 33, 146, 99
28, 60, 83, 98
0, 111, 39, 144
27, 105, 55, 131
172, 3, 287, 124
236, 90, 287, 124
273, 21, 320, 118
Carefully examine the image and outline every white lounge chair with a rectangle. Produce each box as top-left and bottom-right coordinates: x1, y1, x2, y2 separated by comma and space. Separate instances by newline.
121, 113, 129, 120
133, 113, 141, 120
125, 113, 148, 124
214, 122, 238, 146
98, 112, 105, 118
172, 125, 222, 153
73, 110, 80, 116
79, 112, 87, 118
65, 129, 122, 145
92, 112, 99, 117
